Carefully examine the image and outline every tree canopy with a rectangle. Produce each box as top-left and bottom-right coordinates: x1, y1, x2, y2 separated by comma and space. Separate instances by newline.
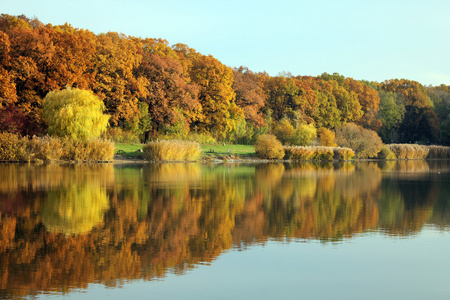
43, 87, 109, 139
1, 14, 449, 145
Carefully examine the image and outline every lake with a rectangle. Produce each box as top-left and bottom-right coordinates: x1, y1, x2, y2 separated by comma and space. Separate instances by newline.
1, 161, 449, 299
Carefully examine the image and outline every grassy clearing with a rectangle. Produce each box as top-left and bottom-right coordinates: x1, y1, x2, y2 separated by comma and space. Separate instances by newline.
115, 143, 144, 158
114, 143, 256, 159
201, 144, 256, 157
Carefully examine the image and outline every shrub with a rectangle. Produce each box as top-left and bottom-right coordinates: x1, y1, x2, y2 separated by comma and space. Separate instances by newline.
290, 123, 317, 146
335, 123, 383, 158
318, 127, 337, 147
43, 86, 109, 140
273, 118, 294, 145
254, 134, 285, 159
143, 140, 202, 161
377, 145, 397, 160
386, 144, 429, 160
0, 132, 28, 161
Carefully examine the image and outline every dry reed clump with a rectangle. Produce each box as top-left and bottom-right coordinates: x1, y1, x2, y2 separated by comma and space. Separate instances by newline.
386, 144, 429, 159
62, 138, 115, 161
0, 132, 114, 162
0, 132, 29, 161
284, 146, 354, 161
426, 145, 450, 159
143, 140, 202, 161
27, 136, 65, 161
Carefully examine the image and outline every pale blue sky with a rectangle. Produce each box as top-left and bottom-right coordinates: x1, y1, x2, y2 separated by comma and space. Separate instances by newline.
3, 0, 450, 85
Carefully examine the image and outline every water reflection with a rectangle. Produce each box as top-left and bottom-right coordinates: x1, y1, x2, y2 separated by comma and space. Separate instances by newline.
0, 161, 450, 298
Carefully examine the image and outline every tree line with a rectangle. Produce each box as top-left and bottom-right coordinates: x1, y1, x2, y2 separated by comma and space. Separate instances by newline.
1, 14, 449, 145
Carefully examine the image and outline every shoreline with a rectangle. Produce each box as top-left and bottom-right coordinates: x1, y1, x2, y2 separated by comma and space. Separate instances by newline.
1, 155, 448, 165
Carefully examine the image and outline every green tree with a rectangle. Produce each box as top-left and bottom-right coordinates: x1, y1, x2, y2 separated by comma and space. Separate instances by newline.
377, 91, 405, 143
43, 87, 109, 139
290, 123, 317, 146
273, 118, 295, 145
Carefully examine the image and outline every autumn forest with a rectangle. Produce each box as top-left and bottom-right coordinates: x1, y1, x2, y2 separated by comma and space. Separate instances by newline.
1, 14, 450, 145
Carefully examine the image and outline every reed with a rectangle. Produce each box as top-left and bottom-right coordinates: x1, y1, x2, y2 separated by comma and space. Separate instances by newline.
143, 140, 202, 161
27, 136, 64, 161
0, 133, 114, 162
62, 138, 115, 161
386, 144, 429, 160
426, 145, 450, 159
284, 146, 354, 161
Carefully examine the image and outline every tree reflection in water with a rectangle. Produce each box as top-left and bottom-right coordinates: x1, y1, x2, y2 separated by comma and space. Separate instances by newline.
0, 161, 450, 297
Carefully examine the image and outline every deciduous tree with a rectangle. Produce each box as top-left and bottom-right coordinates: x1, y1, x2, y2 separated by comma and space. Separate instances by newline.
42, 87, 109, 139
187, 53, 243, 138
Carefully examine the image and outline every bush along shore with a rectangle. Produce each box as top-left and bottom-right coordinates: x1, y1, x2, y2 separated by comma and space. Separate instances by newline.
3, 133, 450, 163
0, 132, 114, 163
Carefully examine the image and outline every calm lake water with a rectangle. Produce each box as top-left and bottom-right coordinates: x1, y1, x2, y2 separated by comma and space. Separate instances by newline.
1, 161, 450, 299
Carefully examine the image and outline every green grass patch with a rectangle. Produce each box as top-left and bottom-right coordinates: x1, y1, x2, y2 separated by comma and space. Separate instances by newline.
114, 143, 256, 160
201, 144, 255, 157
115, 143, 144, 158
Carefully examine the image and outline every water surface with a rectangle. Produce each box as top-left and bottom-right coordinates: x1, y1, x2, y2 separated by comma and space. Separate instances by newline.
0, 161, 449, 299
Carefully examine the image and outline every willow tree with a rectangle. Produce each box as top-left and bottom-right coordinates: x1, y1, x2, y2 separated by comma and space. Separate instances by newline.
43, 87, 109, 139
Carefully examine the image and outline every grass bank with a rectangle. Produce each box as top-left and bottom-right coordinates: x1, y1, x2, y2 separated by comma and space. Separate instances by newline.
114, 143, 256, 160
201, 144, 256, 158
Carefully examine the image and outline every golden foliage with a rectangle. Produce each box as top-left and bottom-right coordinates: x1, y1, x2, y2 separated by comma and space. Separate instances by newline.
0, 133, 114, 162
41, 182, 109, 235
62, 138, 115, 161
0, 132, 28, 161
254, 134, 285, 159
318, 127, 337, 147
143, 140, 202, 161
43, 87, 110, 140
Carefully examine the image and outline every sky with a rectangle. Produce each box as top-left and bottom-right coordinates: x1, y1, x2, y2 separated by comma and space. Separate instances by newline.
3, 0, 450, 86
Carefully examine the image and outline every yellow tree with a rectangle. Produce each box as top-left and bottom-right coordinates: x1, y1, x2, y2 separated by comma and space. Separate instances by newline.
188, 53, 243, 138
92, 32, 142, 126
42, 87, 109, 139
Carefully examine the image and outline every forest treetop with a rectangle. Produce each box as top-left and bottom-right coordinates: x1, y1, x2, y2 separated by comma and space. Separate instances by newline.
1, 14, 449, 145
